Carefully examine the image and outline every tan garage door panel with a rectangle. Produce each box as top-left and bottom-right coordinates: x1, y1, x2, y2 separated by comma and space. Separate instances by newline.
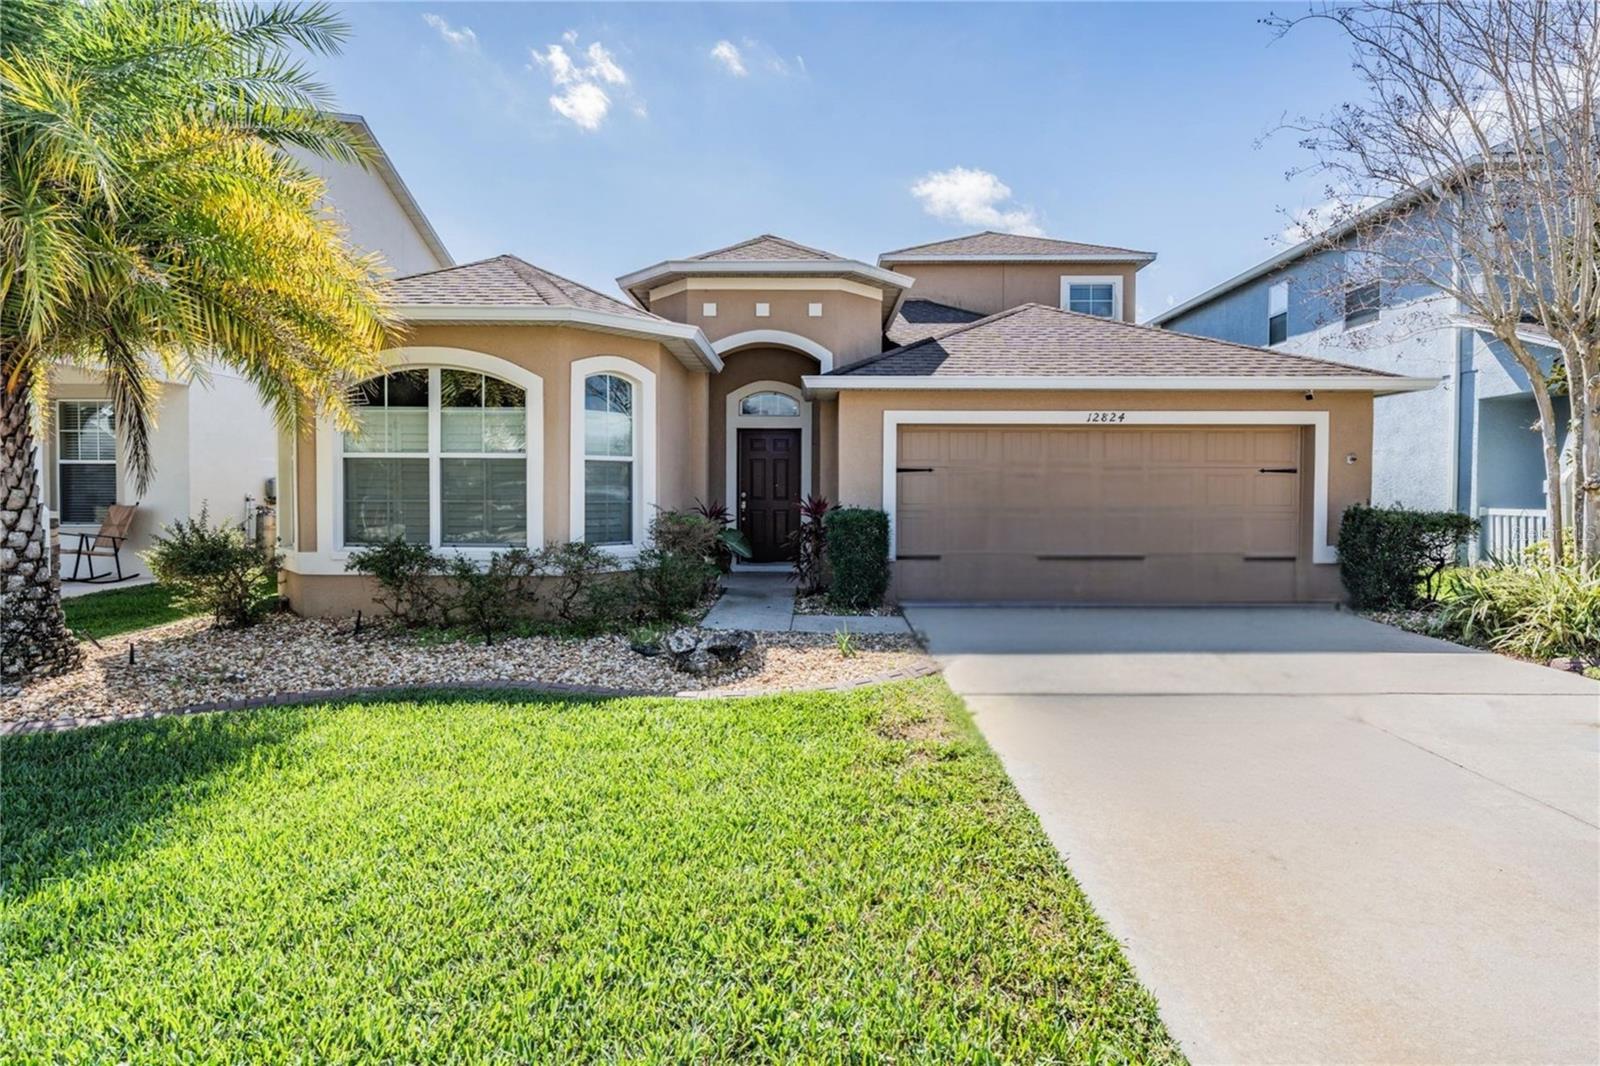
895, 426, 1302, 603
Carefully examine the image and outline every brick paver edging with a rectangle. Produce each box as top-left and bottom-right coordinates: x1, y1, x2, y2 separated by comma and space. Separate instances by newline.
1, 662, 942, 737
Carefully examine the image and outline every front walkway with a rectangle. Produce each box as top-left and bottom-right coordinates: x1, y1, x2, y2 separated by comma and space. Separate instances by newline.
702, 571, 910, 634
906, 605, 1600, 1064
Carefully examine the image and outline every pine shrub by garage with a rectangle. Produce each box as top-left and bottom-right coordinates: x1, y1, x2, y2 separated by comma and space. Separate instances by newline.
825, 508, 890, 610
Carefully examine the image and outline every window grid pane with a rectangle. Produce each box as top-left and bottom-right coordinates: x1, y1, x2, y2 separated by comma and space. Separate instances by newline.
344, 457, 429, 545
584, 460, 633, 545
739, 391, 800, 417
441, 458, 526, 545
1068, 283, 1116, 318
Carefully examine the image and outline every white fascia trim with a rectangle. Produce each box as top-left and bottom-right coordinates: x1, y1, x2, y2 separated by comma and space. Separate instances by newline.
716, 330, 835, 374
649, 277, 885, 301
300, 346, 544, 576
1449, 315, 1560, 353
881, 409, 1339, 565
392, 304, 723, 372
618, 259, 914, 297
725, 381, 813, 515
802, 374, 1439, 396
569, 355, 657, 555
880, 253, 1156, 265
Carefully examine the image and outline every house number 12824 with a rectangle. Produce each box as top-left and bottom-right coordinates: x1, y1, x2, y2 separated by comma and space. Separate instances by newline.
1085, 411, 1127, 423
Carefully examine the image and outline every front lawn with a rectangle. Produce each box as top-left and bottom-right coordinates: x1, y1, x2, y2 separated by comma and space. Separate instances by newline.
60, 581, 195, 640
2, 679, 1180, 1062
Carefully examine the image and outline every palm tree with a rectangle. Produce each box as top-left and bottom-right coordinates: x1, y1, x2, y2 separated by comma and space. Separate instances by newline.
1, 0, 395, 683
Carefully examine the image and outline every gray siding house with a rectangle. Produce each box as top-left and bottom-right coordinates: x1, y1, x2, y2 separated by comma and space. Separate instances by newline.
1150, 238, 1566, 560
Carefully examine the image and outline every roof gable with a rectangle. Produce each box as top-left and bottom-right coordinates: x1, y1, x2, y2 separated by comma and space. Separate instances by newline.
879, 231, 1154, 262
686, 234, 846, 262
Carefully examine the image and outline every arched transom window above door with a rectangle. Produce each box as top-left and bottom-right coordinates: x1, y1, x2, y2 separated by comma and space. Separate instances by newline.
738, 390, 800, 418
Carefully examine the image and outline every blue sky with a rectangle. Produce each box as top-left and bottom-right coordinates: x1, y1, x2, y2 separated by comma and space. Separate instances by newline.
314, 3, 1363, 320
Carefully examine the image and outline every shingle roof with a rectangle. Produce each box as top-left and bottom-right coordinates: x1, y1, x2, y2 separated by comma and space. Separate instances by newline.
387, 255, 655, 319
885, 299, 984, 347
686, 234, 847, 262
879, 231, 1153, 260
835, 303, 1400, 379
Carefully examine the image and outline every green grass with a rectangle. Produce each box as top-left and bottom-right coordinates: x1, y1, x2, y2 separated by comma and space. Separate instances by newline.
2, 679, 1180, 1063
60, 581, 195, 640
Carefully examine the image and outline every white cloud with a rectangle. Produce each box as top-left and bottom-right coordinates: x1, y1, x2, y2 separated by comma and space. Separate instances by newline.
910, 167, 1043, 236
422, 13, 478, 52
585, 42, 628, 86
710, 40, 747, 76
549, 82, 611, 131
530, 33, 638, 131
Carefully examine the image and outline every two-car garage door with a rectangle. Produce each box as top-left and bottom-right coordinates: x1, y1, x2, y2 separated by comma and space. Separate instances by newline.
893, 425, 1305, 603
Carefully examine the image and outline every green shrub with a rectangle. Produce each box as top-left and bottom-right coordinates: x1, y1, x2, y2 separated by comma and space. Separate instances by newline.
1435, 561, 1600, 662
144, 508, 279, 628
445, 550, 541, 645
825, 507, 890, 611
345, 538, 444, 626
1338, 504, 1479, 609
537, 540, 619, 627
632, 510, 719, 622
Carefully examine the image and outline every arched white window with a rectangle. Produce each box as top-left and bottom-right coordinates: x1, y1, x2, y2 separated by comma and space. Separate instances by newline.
581, 373, 636, 545
569, 355, 656, 552
341, 367, 529, 547
738, 390, 800, 417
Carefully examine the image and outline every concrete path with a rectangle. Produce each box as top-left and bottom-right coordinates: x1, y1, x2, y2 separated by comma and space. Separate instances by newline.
905, 605, 1600, 1065
701, 571, 910, 634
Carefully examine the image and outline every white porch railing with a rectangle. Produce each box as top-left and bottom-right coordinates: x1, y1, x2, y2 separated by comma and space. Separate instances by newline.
1477, 508, 1551, 562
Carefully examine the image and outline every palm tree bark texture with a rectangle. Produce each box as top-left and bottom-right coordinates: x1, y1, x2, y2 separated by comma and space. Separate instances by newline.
2, 383, 82, 684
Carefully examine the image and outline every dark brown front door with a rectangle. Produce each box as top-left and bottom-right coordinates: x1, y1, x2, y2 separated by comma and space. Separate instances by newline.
738, 428, 802, 562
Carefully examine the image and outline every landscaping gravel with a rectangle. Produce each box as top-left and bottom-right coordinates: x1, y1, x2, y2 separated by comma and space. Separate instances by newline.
2, 614, 933, 732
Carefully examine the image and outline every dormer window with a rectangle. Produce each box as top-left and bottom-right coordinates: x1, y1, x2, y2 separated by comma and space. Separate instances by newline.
1062, 277, 1123, 320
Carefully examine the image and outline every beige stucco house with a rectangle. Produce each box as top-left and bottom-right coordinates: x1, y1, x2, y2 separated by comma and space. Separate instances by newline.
279, 231, 1435, 613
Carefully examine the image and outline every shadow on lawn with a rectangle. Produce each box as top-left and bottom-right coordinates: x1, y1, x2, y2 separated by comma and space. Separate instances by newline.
1, 708, 313, 904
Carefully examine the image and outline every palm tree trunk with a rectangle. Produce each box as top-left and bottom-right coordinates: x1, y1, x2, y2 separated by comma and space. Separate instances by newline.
1, 383, 83, 685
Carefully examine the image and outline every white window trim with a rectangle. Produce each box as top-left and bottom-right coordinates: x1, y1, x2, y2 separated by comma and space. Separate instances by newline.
55, 398, 121, 530
1060, 275, 1125, 321
710, 330, 835, 374
570, 355, 657, 556
725, 381, 812, 522
305, 346, 543, 574
881, 409, 1337, 565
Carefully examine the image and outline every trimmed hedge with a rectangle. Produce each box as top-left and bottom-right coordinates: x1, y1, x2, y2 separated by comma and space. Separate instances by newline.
824, 507, 890, 610
1338, 504, 1479, 609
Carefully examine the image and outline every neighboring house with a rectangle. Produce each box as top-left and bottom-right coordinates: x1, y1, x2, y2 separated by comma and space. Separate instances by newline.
279, 230, 1433, 612
43, 114, 451, 573
1149, 232, 1568, 560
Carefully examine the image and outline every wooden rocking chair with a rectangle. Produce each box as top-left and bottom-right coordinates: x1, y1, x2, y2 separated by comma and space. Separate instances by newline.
65, 503, 140, 584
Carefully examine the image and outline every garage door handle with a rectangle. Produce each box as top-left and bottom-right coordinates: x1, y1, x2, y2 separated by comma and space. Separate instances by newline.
896, 467, 934, 474
1258, 467, 1298, 474
1243, 555, 1296, 562
1037, 553, 1146, 562
895, 553, 941, 561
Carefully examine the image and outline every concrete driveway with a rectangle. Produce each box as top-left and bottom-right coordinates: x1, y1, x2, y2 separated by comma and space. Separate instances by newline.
905, 606, 1600, 1064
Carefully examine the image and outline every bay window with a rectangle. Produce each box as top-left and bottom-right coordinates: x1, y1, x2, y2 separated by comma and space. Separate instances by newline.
341, 367, 529, 548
